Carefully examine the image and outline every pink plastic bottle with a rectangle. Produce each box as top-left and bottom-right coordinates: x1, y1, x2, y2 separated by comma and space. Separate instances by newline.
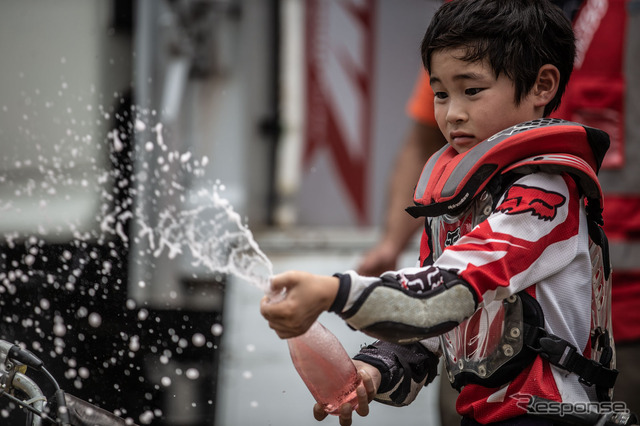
287, 321, 361, 414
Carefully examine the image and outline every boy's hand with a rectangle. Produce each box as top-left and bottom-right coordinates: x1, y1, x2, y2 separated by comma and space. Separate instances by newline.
260, 271, 340, 339
312, 361, 380, 426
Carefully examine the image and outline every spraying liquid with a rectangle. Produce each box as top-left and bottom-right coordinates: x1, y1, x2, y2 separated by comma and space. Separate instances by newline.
139, 175, 361, 415
192, 188, 361, 415
2, 88, 358, 419
148, 183, 274, 293
181, 188, 360, 415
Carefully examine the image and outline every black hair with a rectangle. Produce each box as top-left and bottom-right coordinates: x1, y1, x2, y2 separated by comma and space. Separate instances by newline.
421, 0, 575, 116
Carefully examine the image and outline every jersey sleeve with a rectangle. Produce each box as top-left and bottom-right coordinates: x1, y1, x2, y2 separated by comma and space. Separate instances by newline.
434, 172, 584, 304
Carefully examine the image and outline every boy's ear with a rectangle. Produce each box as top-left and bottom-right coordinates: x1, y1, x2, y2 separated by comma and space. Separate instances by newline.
533, 64, 560, 108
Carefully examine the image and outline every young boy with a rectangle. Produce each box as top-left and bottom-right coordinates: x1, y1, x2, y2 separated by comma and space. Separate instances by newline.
261, 0, 618, 424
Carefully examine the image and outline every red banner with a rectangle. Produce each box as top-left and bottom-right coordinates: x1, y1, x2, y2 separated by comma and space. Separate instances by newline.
303, 0, 376, 224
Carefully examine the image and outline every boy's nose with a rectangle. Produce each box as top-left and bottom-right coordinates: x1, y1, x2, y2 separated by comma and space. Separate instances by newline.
446, 100, 468, 123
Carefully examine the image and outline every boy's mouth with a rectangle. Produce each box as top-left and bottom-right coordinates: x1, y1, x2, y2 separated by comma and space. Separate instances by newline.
449, 131, 478, 153
450, 131, 475, 144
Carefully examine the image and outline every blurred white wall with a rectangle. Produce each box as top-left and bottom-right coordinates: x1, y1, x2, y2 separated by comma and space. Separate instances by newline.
0, 1, 125, 240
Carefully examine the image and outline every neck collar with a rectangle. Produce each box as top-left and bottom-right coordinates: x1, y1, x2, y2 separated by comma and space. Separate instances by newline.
408, 119, 609, 218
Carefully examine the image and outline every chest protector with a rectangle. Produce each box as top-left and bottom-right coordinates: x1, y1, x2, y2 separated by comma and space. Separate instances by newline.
407, 119, 617, 400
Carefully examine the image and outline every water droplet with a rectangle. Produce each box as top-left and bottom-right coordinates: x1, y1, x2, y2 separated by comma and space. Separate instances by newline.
129, 336, 140, 352
78, 367, 90, 379
139, 411, 154, 425
88, 312, 102, 328
211, 324, 223, 336
185, 368, 199, 380
137, 309, 149, 321
53, 322, 67, 337
192, 333, 206, 347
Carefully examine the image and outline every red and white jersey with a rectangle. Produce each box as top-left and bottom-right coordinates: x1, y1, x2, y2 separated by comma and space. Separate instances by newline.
431, 171, 596, 422
335, 120, 611, 422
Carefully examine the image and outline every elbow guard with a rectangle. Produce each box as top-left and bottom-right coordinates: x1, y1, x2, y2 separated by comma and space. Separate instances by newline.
340, 269, 477, 344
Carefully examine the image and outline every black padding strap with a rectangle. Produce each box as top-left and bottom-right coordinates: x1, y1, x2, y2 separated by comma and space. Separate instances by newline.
329, 273, 351, 313
354, 340, 438, 404
530, 329, 618, 391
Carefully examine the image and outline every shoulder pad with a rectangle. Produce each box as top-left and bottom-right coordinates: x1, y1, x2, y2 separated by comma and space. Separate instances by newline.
408, 119, 609, 218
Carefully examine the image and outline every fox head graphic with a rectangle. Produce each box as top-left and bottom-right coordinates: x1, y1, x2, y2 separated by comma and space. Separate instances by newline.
497, 184, 566, 221
445, 228, 461, 247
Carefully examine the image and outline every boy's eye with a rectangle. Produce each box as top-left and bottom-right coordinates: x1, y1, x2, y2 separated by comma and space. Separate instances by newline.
434, 91, 448, 100
465, 88, 483, 96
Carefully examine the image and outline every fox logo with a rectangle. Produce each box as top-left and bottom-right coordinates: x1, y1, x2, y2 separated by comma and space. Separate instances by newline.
497, 184, 566, 221
445, 228, 461, 247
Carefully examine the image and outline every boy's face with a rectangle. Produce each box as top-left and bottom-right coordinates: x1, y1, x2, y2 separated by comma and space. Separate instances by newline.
430, 48, 543, 154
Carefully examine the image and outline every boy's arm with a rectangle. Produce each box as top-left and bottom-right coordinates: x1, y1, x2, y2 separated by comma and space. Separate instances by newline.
261, 266, 478, 342
262, 174, 580, 343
